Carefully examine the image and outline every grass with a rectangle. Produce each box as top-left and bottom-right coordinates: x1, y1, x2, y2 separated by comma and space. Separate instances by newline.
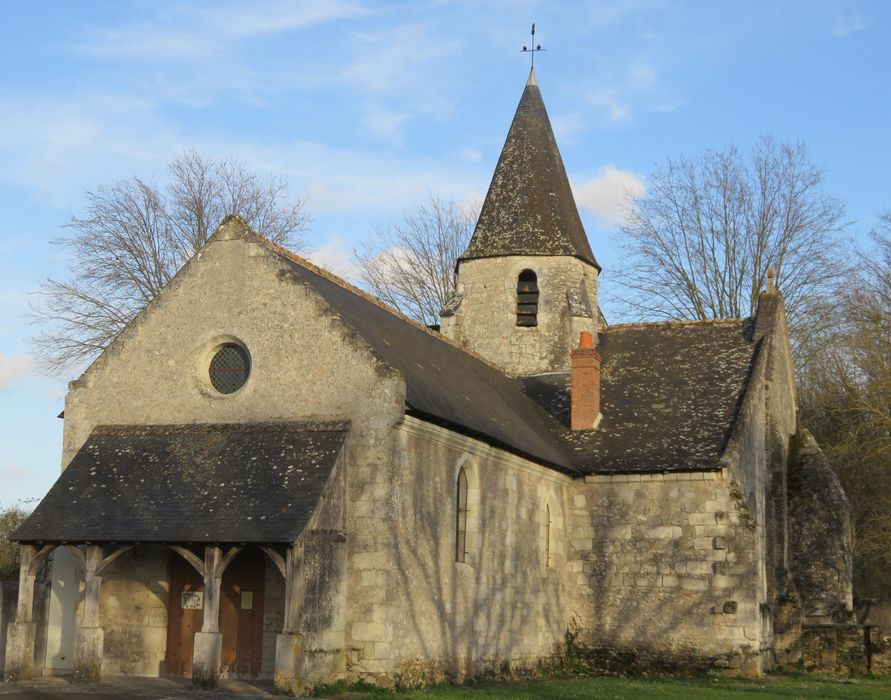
311, 674, 891, 699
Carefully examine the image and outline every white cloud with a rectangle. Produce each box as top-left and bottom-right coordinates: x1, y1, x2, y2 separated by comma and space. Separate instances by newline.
338, 24, 457, 94
0, 465, 30, 480
573, 166, 645, 225
75, 1, 369, 59
651, 99, 687, 113
307, 237, 361, 281
0, 94, 181, 208
363, 105, 411, 144
0, 353, 35, 389
588, 90, 630, 124
834, 12, 868, 37
551, 113, 586, 143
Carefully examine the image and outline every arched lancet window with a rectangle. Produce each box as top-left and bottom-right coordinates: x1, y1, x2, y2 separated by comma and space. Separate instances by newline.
516, 270, 539, 327
456, 467, 468, 563
545, 504, 553, 568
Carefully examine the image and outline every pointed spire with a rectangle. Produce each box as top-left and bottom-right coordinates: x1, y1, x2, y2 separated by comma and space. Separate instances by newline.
460, 73, 599, 269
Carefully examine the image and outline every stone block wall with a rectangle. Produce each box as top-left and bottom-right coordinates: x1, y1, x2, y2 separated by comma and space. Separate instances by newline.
92, 545, 169, 676
568, 471, 764, 674
442, 256, 598, 376
343, 417, 573, 686
800, 625, 869, 674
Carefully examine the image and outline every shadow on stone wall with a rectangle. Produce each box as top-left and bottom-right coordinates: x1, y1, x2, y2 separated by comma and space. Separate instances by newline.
390, 462, 566, 687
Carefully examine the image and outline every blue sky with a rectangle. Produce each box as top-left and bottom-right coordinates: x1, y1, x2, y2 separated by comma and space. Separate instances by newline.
0, 1, 887, 508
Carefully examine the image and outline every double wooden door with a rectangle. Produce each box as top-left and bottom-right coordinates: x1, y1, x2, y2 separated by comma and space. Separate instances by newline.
165, 548, 265, 677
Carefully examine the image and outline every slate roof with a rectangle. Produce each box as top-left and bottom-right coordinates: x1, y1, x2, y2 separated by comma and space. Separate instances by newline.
460, 69, 599, 269
518, 320, 759, 473
272, 244, 575, 472
13, 422, 348, 544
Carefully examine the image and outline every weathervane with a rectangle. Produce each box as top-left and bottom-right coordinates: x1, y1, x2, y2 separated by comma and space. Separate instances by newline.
522, 22, 545, 68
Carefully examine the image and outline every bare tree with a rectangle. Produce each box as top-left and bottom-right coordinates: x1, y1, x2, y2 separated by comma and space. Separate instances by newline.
353, 194, 476, 326
799, 216, 890, 598
614, 136, 848, 348
31, 149, 308, 374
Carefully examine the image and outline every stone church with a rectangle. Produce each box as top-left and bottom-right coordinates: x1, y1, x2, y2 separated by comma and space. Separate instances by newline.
5, 69, 855, 691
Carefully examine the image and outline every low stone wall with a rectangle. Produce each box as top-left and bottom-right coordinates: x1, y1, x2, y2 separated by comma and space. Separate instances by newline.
800, 625, 869, 674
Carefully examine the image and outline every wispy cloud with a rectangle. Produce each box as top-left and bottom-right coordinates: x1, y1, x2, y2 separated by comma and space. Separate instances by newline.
75, 0, 369, 59
0, 353, 35, 389
307, 237, 361, 281
833, 12, 868, 37
338, 23, 458, 94
0, 94, 181, 208
362, 105, 412, 145
573, 165, 645, 225
589, 90, 630, 124
0, 464, 31, 480
651, 99, 687, 113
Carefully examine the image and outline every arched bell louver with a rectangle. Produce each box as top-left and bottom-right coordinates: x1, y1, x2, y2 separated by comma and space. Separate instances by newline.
516, 270, 539, 326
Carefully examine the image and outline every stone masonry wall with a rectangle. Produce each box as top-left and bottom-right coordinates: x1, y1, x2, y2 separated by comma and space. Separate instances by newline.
442, 256, 598, 376
55, 222, 407, 682
91, 545, 169, 677
342, 417, 573, 686
568, 470, 764, 674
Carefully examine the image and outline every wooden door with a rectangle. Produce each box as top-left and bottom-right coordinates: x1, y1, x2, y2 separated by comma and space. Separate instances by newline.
165, 552, 204, 677
220, 548, 265, 677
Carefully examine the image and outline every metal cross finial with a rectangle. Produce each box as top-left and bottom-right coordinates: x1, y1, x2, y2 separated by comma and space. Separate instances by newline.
521, 22, 545, 68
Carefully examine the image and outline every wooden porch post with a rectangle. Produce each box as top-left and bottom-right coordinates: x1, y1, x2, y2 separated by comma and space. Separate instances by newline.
68, 544, 134, 683
262, 544, 305, 694
170, 544, 240, 688
3, 544, 53, 682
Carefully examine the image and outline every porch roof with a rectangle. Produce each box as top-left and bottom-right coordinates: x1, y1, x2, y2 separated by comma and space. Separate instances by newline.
13, 421, 348, 545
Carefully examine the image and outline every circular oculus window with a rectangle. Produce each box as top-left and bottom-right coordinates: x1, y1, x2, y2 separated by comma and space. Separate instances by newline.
208, 343, 250, 394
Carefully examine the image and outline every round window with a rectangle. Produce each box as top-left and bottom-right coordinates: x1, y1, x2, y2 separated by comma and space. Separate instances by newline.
208, 344, 250, 394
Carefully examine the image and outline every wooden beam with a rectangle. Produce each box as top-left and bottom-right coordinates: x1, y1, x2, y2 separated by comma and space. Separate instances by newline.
15, 544, 55, 623
201, 546, 223, 635
260, 546, 286, 578
96, 544, 135, 576
170, 546, 205, 577
82, 545, 104, 628
216, 546, 242, 578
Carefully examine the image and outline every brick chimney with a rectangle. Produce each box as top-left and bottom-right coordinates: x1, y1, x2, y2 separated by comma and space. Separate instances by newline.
571, 331, 601, 431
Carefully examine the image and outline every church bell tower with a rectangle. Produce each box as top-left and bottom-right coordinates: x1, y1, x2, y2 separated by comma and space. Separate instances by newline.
440, 68, 601, 376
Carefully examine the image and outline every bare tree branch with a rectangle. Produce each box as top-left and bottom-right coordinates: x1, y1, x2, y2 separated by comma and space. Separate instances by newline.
612, 136, 849, 352
30, 149, 308, 374
799, 216, 891, 598
353, 194, 476, 326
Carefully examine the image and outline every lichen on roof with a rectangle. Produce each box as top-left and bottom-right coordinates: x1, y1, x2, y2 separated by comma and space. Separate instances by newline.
460, 72, 599, 269
519, 319, 758, 473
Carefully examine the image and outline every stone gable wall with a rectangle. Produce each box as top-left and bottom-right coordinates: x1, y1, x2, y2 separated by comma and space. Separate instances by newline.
442, 256, 598, 376
51, 230, 405, 682
62, 232, 404, 467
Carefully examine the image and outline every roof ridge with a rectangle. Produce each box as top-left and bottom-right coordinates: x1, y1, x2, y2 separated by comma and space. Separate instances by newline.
605, 318, 746, 331
93, 420, 351, 434
253, 233, 514, 375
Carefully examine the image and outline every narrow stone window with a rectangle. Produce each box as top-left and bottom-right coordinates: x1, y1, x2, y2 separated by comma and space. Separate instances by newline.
516, 269, 539, 326
456, 467, 468, 563
545, 504, 553, 568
